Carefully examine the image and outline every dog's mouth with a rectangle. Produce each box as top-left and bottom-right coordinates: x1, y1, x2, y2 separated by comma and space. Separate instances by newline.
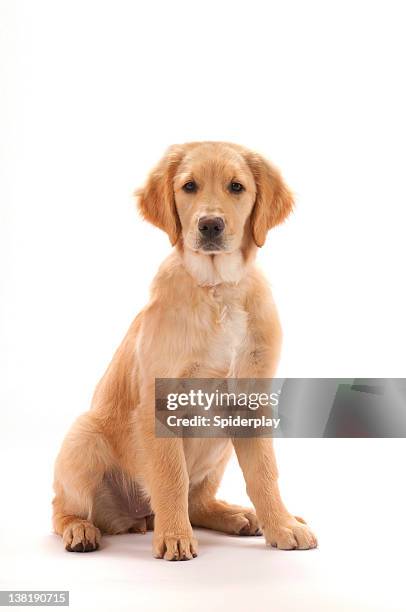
197, 239, 226, 254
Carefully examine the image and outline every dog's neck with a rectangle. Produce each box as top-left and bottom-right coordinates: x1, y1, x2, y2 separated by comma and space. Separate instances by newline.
181, 247, 251, 287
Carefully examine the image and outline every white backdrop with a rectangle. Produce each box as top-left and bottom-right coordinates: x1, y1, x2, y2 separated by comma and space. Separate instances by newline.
1, 2, 406, 611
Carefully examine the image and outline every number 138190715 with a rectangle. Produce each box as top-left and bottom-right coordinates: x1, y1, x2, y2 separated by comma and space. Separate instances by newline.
0, 591, 69, 606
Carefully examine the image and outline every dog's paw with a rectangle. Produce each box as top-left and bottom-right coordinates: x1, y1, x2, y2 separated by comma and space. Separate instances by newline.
223, 508, 262, 536
263, 515, 317, 550
153, 533, 198, 561
128, 518, 147, 534
63, 520, 101, 552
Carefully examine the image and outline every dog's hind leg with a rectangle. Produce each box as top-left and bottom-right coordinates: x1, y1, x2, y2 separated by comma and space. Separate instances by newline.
52, 413, 113, 552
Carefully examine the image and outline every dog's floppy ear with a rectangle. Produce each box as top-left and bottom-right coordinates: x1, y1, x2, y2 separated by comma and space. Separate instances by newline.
136, 145, 185, 246
245, 152, 294, 247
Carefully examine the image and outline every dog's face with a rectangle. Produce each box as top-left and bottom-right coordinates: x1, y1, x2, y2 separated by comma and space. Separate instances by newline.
137, 142, 294, 251
173, 145, 257, 254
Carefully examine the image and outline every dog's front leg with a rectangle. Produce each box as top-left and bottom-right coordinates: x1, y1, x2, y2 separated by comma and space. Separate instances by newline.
141, 428, 198, 561
233, 438, 317, 550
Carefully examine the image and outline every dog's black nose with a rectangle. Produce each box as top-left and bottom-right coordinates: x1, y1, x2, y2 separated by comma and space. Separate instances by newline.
198, 216, 225, 240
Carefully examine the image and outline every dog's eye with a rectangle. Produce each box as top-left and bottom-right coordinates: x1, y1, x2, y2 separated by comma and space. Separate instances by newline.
229, 182, 244, 193
183, 181, 197, 193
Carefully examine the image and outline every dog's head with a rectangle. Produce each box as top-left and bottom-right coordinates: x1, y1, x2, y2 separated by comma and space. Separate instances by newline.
136, 142, 293, 252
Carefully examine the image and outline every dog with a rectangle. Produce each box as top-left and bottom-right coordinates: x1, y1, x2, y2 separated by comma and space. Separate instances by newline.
52, 141, 317, 560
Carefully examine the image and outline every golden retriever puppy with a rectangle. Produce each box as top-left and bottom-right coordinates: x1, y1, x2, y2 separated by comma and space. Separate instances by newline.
52, 141, 317, 560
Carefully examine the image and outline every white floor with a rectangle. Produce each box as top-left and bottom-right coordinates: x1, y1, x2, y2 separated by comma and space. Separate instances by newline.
1, 439, 405, 612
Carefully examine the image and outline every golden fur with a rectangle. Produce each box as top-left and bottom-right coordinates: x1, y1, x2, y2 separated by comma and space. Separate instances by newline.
52, 141, 317, 559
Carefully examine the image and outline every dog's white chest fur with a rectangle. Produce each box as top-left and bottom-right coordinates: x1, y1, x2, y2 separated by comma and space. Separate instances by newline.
206, 285, 248, 375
